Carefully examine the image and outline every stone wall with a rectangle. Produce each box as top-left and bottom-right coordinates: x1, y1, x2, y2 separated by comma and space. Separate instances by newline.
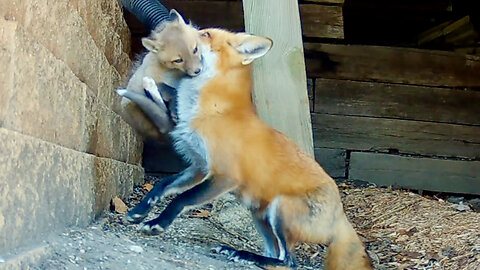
0, 0, 144, 255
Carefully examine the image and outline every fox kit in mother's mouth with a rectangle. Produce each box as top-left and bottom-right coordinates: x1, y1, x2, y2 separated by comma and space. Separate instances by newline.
123, 28, 372, 270
118, 9, 203, 138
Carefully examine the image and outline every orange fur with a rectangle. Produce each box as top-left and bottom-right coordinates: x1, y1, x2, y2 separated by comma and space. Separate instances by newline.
192, 29, 372, 270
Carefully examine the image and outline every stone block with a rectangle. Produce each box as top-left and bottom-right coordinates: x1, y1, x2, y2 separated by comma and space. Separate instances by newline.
0, 128, 95, 254
0, 19, 96, 153
0, 0, 118, 97
0, 20, 16, 124
93, 102, 142, 165
93, 157, 144, 217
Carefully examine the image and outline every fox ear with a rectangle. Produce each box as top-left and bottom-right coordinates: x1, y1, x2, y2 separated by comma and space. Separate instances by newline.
142, 37, 163, 53
169, 9, 186, 25
233, 34, 273, 65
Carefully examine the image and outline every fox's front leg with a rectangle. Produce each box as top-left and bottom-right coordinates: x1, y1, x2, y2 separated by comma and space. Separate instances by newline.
141, 176, 235, 235
126, 165, 205, 223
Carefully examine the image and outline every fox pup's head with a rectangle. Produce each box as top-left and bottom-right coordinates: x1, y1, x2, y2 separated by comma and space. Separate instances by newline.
198, 28, 273, 68
142, 10, 203, 77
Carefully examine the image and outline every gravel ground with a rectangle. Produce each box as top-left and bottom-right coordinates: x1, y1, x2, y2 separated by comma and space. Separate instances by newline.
22, 176, 479, 270
30, 176, 325, 270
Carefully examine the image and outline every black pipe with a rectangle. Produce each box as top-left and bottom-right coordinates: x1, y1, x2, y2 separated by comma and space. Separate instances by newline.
120, 0, 170, 31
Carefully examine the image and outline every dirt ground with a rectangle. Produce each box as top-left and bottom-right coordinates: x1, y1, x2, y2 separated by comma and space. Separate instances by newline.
25, 176, 480, 270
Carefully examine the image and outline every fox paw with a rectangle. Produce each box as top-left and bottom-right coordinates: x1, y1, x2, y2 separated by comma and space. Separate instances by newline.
142, 76, 158, 93
116, 88, 129, 97
211, 246, 245, 263
140, 221, 165, 235
125, 211, 147, 224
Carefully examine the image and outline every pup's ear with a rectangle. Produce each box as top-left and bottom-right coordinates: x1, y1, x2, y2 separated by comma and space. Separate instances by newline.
169, 9, 186, 25
141, 38, 163, 53
233, 33, 273, 65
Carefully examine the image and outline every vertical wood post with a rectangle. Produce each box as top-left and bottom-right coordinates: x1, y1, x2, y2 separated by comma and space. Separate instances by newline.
242, 0, 314, 156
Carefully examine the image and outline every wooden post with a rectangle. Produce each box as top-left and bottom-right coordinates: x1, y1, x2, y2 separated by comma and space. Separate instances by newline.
242, 0, 314, 156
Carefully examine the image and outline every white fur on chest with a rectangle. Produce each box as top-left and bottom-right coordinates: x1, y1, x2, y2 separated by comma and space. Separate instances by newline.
169, 46, 217, 171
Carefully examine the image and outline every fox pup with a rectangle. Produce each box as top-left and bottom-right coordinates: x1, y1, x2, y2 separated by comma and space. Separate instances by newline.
119, 9, 203, 137
121, 29, 372, 270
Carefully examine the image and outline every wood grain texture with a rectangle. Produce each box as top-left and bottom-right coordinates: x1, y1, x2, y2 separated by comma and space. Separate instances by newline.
312, 113, 480, 159
300, 4, 344, 39
243, 0, 314, 156
163, 0, 245, 31
314, 148, 346, 178
161, 1, 344, 39
304, 43, 480, 88
314, 78, 480, 126
349, 152, 480, 195
303, 0, 344, 5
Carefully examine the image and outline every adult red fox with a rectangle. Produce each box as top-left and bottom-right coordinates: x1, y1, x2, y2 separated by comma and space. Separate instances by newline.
119, 28, 372, 270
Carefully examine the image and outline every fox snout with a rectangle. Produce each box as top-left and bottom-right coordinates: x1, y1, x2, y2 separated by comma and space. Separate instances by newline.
186, 61, 203, 77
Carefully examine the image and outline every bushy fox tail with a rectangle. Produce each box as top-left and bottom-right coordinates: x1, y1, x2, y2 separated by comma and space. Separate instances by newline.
325, 219, 373, 270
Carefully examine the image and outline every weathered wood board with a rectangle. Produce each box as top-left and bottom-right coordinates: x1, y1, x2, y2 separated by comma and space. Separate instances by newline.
302, 0, 344, 5
314, 148, 346, 178
312, 113, 480, 159
349, 152, 480, 195
163, 0, 245, 31
243, 0, 314, 156
314, 78, 480, 126
299, 4, 344, 39
304, 43, 480, 88
162, 0, 344, 39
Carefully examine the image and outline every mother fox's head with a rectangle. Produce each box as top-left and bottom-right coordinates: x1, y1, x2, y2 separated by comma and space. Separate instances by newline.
199, 28, 273, 70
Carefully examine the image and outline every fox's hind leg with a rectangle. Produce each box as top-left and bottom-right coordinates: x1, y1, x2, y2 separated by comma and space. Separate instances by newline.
214, 198, 297, 268
117, 88, 172, 133
142, 76, 168, 112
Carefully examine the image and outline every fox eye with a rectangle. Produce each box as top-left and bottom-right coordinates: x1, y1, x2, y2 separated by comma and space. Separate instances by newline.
201, 31, 211, 38
193, 46, 198, 54
172, 58, 183, 64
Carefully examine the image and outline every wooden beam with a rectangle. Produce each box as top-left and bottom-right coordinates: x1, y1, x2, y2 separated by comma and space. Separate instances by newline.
349, 152, 480, 195
312, 113, 480, 159
161, 0, 344, 39
243, 0, 314, 156
304, 43, 480, 88
303, 0, 344, 5
314, 148, 346, 178
314, 78, 480, 126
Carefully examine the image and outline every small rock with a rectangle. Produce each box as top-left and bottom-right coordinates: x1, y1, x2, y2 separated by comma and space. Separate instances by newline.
111, 197, 128, 214
0, 256, 4, 263
452, 202, 470, 212
129, 245, 144, 253
446, 196, 464, 204
467, 198, 480, 212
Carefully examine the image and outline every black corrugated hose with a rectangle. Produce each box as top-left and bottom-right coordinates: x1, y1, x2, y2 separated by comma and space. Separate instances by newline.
120, 0, 170, 30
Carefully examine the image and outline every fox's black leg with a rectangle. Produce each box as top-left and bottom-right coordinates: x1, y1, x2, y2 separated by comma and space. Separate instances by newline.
265, 198, 293, 264
126, 165, 204, 223
141, 177, 235, 235
251, 209, 280, 258
213, 246, 290, 268
116, 88, 172, 133
214, 198, 297, 268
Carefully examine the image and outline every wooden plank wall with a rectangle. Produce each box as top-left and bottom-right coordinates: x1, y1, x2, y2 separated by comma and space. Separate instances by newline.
306, 43, 480, 194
